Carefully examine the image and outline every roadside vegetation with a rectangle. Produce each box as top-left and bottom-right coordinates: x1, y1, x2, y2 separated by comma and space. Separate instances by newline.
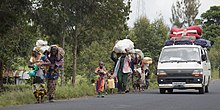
0, 0, 220, 108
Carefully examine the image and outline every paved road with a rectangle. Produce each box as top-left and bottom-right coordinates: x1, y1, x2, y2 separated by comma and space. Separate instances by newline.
2, 80, 220, 110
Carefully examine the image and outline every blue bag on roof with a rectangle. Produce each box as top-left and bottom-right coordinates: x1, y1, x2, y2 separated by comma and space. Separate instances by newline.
174, 40, 193, 45
194, 39, 211, 48
165, 40, 174, 46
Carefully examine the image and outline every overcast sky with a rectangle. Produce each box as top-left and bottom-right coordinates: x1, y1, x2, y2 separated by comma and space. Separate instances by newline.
127, 0, 220, 28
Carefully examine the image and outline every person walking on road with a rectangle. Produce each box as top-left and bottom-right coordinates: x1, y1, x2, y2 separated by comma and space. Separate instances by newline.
28, 47, 50, 103
46, 45, 65, 102
113, 49, 132, 94
95, 61, 107, 98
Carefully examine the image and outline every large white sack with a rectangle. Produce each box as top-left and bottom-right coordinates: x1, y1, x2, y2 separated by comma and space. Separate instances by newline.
40, 46, 50, 53
113, 39, 135, 53
134, 49, 144, 59
36, 40, 48, 47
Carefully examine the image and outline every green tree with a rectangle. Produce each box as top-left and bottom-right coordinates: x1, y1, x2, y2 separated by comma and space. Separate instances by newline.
209, 36, 220, 70
201, 6, 220, 25
131, 17, 168, 57
170, 0, 201, 27
130, 16, 169, 73
69, 0, 131, 86
201, 6, 220, 71
0, 0, 33, 91
31, 0, 131, 86
201, 6, 220, 40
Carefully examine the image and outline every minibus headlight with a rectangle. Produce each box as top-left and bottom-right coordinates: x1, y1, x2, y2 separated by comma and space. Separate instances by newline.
192, 70, 203, 77
157, 70, 167, 76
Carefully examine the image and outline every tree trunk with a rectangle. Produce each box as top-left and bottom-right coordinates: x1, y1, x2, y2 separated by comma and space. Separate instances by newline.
0, 60, 3, 92
72, 31, 78, 86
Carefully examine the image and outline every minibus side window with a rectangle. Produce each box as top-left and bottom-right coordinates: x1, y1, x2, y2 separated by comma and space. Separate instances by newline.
201, 49, 207, 62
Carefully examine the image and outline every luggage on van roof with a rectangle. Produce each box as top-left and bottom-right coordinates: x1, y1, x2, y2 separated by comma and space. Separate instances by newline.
165, 25, 211, 48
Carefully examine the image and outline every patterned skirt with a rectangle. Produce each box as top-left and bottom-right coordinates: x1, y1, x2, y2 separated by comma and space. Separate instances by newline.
96, 77, 105, 93
47, 79, 57, 98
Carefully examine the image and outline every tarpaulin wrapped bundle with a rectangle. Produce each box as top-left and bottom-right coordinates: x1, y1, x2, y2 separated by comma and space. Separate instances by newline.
40, 46, 50, 54
134, 49, 144, 59
143, 57, 152, 64
164, 40, 174, 46
48, 45, 65, 58
187, 25, 202, 35
170, 27, 184, 37
36, 40, 48, 47
35, 39, 50, 54
113, 39, 135, 53
174, 40, 193, 45
194, 39, 211, 48
165, 25, 212, 48
169, 26, 202, 39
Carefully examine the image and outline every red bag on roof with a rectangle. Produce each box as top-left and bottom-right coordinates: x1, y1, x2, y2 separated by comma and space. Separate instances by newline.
170, 27, 184, 35
169, 26, 202, 38
169, 34, 182, 37
186, 33, 201, 38
187, 26, 202, 35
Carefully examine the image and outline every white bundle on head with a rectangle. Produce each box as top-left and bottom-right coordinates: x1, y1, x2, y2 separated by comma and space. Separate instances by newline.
36, 40, 48, 47
113, 39, 135, 53
134, 49, 144, 59
40, 46, 50, 54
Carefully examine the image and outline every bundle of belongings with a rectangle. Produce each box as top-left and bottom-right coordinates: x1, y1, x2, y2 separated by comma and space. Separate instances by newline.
165, 25, 211, 48
142, 57, 152, 64
28, 39, 65, 103
134, 49, 144, 60
113, 39, 135, 53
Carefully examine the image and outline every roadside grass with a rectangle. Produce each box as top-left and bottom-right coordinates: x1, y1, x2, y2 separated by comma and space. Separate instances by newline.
211, 70, 219, 80
0, 76, 158, 108
56, 82, 96, 99
0, 81, 96, 108
0, 85, 35, 107
149, 79, 158, 89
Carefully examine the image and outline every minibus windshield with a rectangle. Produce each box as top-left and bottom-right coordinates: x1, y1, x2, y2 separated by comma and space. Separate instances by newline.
159, 47, 200, 63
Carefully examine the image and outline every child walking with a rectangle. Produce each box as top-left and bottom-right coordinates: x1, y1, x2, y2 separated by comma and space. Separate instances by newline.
95, 61, 107, 98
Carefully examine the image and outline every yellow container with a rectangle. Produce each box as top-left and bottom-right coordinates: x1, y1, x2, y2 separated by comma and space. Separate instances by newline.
143, 57, 152, 64
108, 79, 115, 89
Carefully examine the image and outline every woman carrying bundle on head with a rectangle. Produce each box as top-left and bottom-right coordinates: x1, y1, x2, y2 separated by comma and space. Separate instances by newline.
46, 45, 65, 102
28, 47, 51, 103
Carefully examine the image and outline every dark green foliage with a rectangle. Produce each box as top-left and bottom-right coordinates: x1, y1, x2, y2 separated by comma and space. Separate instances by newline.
129, 16, 169, 74
201, 6, 220, 72
201, 6, 220, 26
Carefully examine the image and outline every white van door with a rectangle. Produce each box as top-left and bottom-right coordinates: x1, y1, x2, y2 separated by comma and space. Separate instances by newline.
205, 49, 211, 82
201, 49, 210, 86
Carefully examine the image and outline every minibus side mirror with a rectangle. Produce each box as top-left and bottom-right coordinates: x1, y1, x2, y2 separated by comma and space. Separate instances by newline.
154, 56, 159, 62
